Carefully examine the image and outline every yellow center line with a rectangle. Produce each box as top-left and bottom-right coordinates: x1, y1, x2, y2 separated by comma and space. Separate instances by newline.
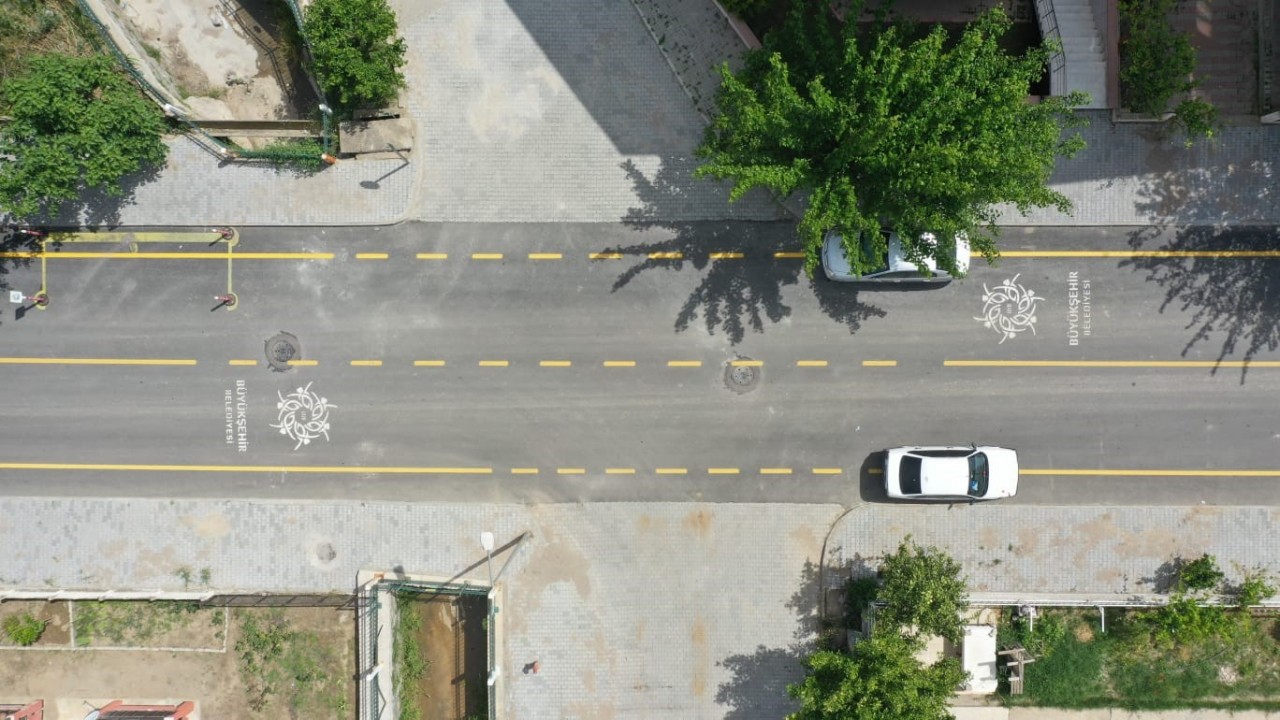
945, 360, 1280, 368
528, 253, 563, 260
511, 468, 540, 475
862, 360, 898, 367
605, 468, 636, 475
589, 252, 623, 260
603, 360, 636, 367
1001, 250, 1280, 258
708, 468, 740, 475
796, 360, 829, 367
417, 253, 448, 260
648, 252, 683, 260
287, 360, 318, 367
539, 360, 572, 367
472, 253, 503, 260
0, 462, 493, 474
558, 468, 585, 475
774, 251, 806, 259
760, 468, 793, 475
414, 360, 446, 367
355, 253, 389, 260
812, 468, 844, 475
730, 360, 764, 367
656, 468, 688, 475
479, 360, 510, 367
0, 357, 197, 366
709, 252, 744, 260
0, 252, 334, 260
668, 360, 703, 368
1023, 468, 1280, 477
350, 360, 383, 367
228, 359, 258, 366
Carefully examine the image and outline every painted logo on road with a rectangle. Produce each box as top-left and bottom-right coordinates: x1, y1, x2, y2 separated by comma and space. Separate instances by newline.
975, 274, 1041, 343
271, 382, 335, 450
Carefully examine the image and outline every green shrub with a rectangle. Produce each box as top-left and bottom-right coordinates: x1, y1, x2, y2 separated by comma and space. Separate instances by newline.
303, 0, 406, 111
1179, 554, 1225, 594
1144, 595, 1237, 643
717, 0, 771, 18
1235, 572, 1277, 608
1118, 0, 1216, 141
3, 613, 47, 646
843, 576, 879, 629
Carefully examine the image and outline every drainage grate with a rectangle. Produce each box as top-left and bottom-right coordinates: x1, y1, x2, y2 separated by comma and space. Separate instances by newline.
265, 331, 300, 372
725, 358, 760, 394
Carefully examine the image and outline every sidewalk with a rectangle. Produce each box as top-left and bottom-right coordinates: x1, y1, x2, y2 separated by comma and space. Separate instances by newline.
28, 0, 1277, 229
959, 710, 1280, 720
2, 498, 1278, 717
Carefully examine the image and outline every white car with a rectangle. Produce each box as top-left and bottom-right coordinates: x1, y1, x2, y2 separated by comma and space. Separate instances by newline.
884, 445, 1019, 501
821, 229, 970, 283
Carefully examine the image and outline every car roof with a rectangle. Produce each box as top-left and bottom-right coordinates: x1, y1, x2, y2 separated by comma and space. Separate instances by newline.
887, 232, 971, 275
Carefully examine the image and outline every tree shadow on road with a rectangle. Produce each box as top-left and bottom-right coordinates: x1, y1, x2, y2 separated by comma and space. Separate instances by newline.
1122, 224, 1280, 383
612, 159, 886, 343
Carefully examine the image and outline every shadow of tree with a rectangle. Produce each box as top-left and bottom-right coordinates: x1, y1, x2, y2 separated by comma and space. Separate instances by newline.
613, 159, 886, 343
713, 560, 826, 718
1122, 225, 1280, 382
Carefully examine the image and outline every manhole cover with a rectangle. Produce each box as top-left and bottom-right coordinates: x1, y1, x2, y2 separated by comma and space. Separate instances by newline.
265, 332, 300, 372
724, 358, 760, 394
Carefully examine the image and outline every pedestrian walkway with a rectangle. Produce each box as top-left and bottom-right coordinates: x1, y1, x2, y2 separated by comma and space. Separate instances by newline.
2, 497, 1278, 717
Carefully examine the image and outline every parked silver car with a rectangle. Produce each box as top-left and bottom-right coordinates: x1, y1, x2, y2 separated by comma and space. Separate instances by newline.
821, 229, 970, 283
884, 445, 1019, 501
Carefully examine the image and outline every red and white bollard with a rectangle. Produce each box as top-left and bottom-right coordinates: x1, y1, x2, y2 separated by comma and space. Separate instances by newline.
214, 293, 236, 307
211, 227, 234, 241
30, 292, 49, 307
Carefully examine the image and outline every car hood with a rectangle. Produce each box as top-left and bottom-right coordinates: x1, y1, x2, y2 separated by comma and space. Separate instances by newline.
822, 232, 854, 278
980, 446, 1020, 498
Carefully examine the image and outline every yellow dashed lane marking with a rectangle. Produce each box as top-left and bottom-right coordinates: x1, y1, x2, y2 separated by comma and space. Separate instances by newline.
648, 252, 683, 260
730, 360, 763, 367
657, 468, 688, 475
287, 360, 318, 367
606, 468, 636, 475
417, 253, 448, 260
797, 360, 829, 367
0, 252, 332, 260
774, 251, 806, 259
350, 360, 383, 367
558, 468, 585, 475
479, 360, 509, 367
1002, 250, 1280, 258
0, 357, 197, 366
945, 360, 1280, 368
1022, 468, 1280, 477
414, 360, 446, 367
812, 468, 844, 475
511, 468, 539, 475
709, 252, 744, 260
603, 361, 636, 367
589, 252, 622, 260
760, 468, 793, 475
229, 359, 258, 366
528, 253, 562, 260
355, 253, 388, 260
472, 253, 503, 260
862, 360, 898, 367
668, 360, 703, 368
708, 468, 740, 475
539, 360, 572, 367
0, 462, 493, 474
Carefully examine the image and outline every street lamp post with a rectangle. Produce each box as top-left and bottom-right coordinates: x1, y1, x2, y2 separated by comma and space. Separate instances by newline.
480, 531, 495, 587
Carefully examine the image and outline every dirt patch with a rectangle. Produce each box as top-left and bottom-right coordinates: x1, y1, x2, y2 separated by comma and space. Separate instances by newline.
398, 595, 488, 720
0, 601, 71, 647
0, 604, 354, 719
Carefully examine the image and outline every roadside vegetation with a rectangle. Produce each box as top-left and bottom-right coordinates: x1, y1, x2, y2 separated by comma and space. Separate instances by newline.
74, 600, 223, 647
302, 0, 406, 113
235, 608, 349, 716
393, 594, 431, 720
2, 612, 47, 646
1118, 0, 1217, 142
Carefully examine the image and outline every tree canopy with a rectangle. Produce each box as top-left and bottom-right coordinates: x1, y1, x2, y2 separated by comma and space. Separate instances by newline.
0, 53, 167, 219
875, 537, 969, 644
304, 0, 407, 111
695, 0, 1087, 276
787, 634, 965, 720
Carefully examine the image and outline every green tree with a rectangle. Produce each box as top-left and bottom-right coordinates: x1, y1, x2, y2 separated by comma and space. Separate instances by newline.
875, 538, 968, 644
696, 0, 1087, 276
0, 53, 167, 219
303, 0, 406, 111
788, 634, 965, 720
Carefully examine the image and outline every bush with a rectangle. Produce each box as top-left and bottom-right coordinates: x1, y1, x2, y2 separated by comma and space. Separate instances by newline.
1235, 571, 1277, 608
717, 0, 771, 18
1119, 0, 1215, 141
1178, 554, 1225, 594
303, 0, 406, 111
843, 576, 879, 629
1143, 595, 1237, 643
3, 613, 47, 646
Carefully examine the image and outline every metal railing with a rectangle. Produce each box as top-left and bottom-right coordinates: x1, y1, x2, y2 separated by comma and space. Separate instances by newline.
1033, 0, 1068, 98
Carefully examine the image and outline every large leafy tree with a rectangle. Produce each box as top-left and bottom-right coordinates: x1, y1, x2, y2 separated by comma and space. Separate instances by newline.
788, 634, 965, 720
304, 0, 407, 111
0, 53, 167, 219
696, 0, 1087, 276
875, 537, 968, 644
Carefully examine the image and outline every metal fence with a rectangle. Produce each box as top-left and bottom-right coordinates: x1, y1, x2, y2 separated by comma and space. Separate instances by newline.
1033, 0, 1069, 98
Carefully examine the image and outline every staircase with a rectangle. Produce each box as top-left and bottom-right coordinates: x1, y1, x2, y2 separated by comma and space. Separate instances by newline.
1038, 0, 1109, 108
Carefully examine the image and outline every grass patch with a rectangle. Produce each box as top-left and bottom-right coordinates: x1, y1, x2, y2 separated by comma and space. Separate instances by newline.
74, 600, 212, 647
235, 609, 348, 716
0, 0, 100, 86
3, 613, 47, 646
999, 607, 1280, 710
394, 594, 430, 720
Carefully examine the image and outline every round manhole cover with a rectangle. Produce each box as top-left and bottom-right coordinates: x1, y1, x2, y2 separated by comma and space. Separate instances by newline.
265, 332, 300, 372
724, 358, 760, 394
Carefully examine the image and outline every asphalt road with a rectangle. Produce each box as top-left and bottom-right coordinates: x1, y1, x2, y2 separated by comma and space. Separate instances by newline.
1, 222, 1277, 505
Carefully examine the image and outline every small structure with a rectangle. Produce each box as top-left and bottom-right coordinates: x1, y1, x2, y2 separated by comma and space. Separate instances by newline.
958, 624, 998, 694
338, 108, 414, 159
96, 701, 195, 719
0, 701, 43, 720
998, 646, 1036, 695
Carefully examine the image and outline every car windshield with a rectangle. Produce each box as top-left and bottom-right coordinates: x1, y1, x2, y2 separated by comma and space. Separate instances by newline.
899, 456, 922, 494
967, 452, 989, 497
862, 231, 888, 273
